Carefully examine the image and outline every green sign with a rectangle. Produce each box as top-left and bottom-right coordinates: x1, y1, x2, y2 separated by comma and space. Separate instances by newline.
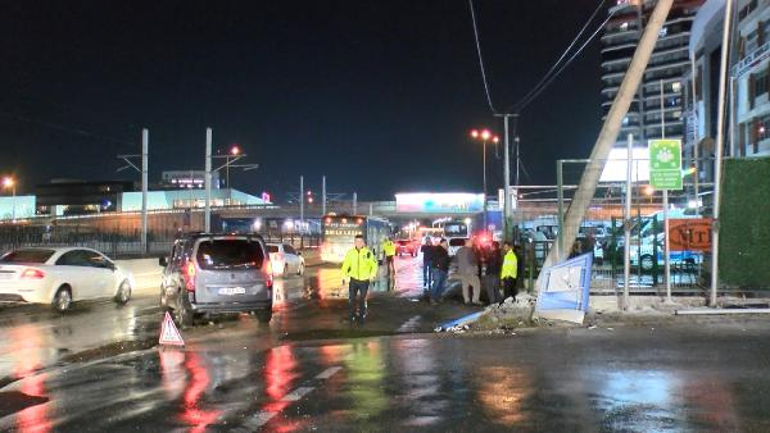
649, 139, 683, 190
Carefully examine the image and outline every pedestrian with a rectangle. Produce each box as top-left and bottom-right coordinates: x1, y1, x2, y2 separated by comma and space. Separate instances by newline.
456, 238, 483, 305
501, 241, 518, 301
420, 237, 434, 289
341, 234, 378, 324
483, 241, 503, 304
381, 237, 396, 276
430, 238, 450, 304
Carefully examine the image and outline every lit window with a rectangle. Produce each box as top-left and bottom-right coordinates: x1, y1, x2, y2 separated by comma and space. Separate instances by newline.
620, 22, 629, 31
671, 82, 682, 93
659, 27, 668, 37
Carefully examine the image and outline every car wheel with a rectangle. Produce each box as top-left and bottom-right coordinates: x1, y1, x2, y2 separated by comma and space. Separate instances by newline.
176, 295, 195, 328
641, 255, 655, 272
256, 309, 272, 323
52, 286, 73, 313
297, 262, 305, 276
114, 280, 132, 305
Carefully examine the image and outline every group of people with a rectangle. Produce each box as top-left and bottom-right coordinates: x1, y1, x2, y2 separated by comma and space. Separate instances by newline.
339, 233, 521, 324
421, 237, 519, 306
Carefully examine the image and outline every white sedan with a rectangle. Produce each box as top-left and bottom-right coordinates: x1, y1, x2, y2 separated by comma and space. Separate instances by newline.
266, 243, 305, 277
0, 247, 134, 312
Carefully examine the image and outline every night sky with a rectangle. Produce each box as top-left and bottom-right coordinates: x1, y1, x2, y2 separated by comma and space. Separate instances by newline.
0, 0, 605, 201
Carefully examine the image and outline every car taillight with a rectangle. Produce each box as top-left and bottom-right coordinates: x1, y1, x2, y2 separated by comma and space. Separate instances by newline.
184, 261, 197, 292
21, 268, 45, 279
266, 261, 274, 287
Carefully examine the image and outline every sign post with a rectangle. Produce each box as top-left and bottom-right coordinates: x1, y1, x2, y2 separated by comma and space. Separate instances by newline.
649, 139, 683, 303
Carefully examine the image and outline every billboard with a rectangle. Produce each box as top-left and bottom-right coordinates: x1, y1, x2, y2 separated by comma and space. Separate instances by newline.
599, 147, 650, 183
668, 218, 712, 252
395, 193, 484, 214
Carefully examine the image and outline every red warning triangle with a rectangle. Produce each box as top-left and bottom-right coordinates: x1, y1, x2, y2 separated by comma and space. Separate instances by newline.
159, 312, 185, 346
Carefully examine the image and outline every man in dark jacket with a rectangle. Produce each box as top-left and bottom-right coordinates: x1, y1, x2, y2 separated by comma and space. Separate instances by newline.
430, 239, 450, 304
483, 241, 503, 304
420, 238, 434, 289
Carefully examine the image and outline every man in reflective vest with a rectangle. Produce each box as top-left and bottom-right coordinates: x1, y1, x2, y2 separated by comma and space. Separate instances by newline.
342, 235, 379, 323
381, 237, 397, 287
501, 241, 518, 301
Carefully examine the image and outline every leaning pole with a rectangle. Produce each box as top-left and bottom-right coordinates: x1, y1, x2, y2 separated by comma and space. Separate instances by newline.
535, 0, 674, 292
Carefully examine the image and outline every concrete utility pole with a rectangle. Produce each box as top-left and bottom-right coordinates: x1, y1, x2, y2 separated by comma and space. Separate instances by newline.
496, 113, 515, 242
538, 0, 674, 290
205, 128, 212, 232
353, 192, 358, 215
300, 175, 305, 226
623, 134, 633, 309
711, 0, 735, 307
660, 79, 672, 303
141, 129, 149, 254
322, 175, 327, 215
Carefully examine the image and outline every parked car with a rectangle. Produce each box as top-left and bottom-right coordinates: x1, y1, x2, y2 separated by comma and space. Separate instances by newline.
159, 233, 273, 326
0, 247, 134, 312
447, 237, 468, 256
266, 243, 305, 277
396, 239, 418, 257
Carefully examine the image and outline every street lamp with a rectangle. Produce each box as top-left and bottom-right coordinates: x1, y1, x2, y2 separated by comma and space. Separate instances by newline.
469, 129, 499, 234
2, 177, 16, 221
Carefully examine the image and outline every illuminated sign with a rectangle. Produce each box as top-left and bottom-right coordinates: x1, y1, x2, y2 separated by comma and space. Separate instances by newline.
599, 148, 650, 183
395, 193, 484, 214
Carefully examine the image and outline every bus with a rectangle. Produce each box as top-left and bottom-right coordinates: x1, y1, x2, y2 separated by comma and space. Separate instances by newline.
321, 215, 390, 263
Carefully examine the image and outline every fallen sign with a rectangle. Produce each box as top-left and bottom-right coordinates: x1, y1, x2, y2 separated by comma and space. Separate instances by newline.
534, 253, 593, 324
434, 311, 485, 333
159, 311, 185, 346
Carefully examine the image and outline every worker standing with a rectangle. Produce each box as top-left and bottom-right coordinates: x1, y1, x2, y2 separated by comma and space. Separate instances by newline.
341, 235, 379, 324
382, 237, 397, 282
501, 241, 519, 302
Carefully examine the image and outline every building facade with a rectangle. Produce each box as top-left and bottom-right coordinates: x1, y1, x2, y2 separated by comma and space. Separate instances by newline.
602, 0, 705, 147
684, 0, 770, 188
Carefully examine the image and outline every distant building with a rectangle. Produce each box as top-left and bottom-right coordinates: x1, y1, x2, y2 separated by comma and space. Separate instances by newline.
35, 179, 135, 216
120, 188, 269, 212
160, 170, 222, 190
602, 0, 705, 147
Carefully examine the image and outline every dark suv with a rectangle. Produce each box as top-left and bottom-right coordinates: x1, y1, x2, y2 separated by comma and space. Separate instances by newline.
159, 233, 273, 326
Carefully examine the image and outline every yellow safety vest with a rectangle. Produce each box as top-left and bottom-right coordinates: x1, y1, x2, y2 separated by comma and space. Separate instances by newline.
341, 247, 378, 281
501, 250, 518, 279
382, 240, 396, 257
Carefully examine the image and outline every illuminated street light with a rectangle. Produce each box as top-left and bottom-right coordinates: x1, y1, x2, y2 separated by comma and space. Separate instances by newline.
2, 176, 17, 221
469, 128, 499, 233
230, 145, 241, 156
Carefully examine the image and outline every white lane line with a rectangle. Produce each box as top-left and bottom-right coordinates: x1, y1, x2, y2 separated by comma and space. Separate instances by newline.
243, 411, 278, 429
281, 386, 315, 402
397, 315, 422, 332
315, 366, 343, 380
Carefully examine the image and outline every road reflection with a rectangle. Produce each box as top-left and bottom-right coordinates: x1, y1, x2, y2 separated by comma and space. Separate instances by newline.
344, 341, 388, 422
475, 366, 531, 426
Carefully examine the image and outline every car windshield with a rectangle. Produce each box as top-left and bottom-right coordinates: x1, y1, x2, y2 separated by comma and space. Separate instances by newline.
449, 238, 467, 247
0, 249, 55, 264
196, 239, 264, 270
267, 245, 279, 253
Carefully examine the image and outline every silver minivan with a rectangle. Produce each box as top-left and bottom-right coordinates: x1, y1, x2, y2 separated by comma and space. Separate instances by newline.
159, 233, 273, 326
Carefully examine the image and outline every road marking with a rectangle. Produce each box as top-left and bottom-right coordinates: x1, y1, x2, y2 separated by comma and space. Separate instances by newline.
397, 315, 422, 333
315, 366, 342, 380
281, 386, 315, 402
243, 410, 277, 429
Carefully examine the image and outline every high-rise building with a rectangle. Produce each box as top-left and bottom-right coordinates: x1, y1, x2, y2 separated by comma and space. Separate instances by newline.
601, 0, 705, 147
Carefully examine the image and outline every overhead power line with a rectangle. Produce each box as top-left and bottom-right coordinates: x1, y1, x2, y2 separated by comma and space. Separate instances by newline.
468, 0, 499, 115
510, 0, 609, 113
513, 9, 614, 113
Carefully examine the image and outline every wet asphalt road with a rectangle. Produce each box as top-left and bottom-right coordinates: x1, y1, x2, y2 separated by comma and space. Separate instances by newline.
2, 255, 770, 432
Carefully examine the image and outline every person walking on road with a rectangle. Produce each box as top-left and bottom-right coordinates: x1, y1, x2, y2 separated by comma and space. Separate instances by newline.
501, 241, 519, 301
420, 238, 434, 290
341, 235, 378, 324
382, 237, 396, 276
483, 241, 503, 304
430, 239, 450, 304
456, 239, 483, 305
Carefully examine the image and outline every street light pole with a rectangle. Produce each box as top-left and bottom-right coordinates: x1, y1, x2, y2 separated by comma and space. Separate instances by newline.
205, 127, 212, 232
141, 129, 149, 254
482, 139, 487, 232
